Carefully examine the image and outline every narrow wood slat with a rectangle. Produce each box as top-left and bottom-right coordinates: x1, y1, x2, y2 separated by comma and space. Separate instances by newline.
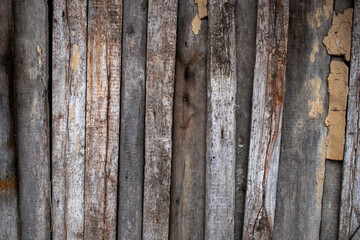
52, 0, 87, 239
85, 1, 122, 239
205, 0, 237, 239
142, 0, 178, 239
242, 0, 289, 239
339, 0, 360, 238
0, 1, 19, 239
13, 0, 51, 239
169, 0, 207, 239
118, 0, 147, 239
274, 0, 333, 239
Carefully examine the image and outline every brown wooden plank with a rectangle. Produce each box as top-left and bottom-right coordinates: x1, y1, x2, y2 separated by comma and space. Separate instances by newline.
169, 0, 207, 239
242, 0, 289, 239
338, 0, 360, 238
205, 0, 237, 239
142, 0, 178, 239
117, 0, 147, 239
52, 0, 87, 239
85, 1, 122, 239
13, 0, 51, 239
274, 0, 333, 239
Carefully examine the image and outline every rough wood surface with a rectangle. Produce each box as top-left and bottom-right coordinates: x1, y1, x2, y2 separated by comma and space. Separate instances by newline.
274, 0, 332, 239
118, 0, 147, 239
13, 0, 51, 239
52, 0, 87, 239
142, 0, 178, 239
242, 0, 289, 239
169, 0, 207, 239
205, 0, 237, 239
85, 1, 122, 239
339, 0, 360, 238
0, 1, 18, 239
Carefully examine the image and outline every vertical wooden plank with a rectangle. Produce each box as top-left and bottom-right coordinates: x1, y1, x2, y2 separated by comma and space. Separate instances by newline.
339, 0, 360, 238
234, 1, 258, 239
52, 0, 87, 239
274, 0, 333, 239
13, 0, 51, 239
242, 0, 289, 239
118, 0, 147, 239
205, 0, 236, 239
85, 1, 122, 239
169, 0, 207, 239
0, 1, 19, 239
142, 0, 178, 239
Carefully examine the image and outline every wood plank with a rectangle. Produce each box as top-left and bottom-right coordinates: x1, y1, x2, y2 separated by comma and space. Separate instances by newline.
273, 0, 333, 239
169, 0, 207, 239
142, 0, 178, 239
85, 1, 122, 239
0, 1, 19, 239
338, 0, 360, 238
234, 1, 258, 239
205, 0, 237, 239
117, 0, 147, 239
13, 0, 51, 239
52, 0, 87, 239
242, 0, 289, 239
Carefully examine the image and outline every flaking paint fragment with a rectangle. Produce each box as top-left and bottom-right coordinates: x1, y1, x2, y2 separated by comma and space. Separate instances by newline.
310, 42, 319, 63
192, 14, 201, 35
37, 45, 42, 67
70, 44, 81, 72
309, 0, 333, 28
194, 0, 207, 19
308, 77, 324, 118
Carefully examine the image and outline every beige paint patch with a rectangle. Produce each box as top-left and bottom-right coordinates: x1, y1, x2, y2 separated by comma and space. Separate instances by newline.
71, 31, 76, 36
70, 44, 81, 72
312, 0, 333, 28
37, 45, 42, 68
323, 8, 353, 61
310, 42, 319, 63
70, 104, 75, 120
192, 14, 201, 35
308, 77, 324, 118
194, 0, 207, 19
28, 67, 36, 79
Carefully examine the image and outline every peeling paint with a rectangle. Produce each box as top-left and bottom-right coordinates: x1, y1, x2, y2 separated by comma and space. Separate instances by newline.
70, 104, 75, 120
308, 77, 324, 118
37, 45, 42, 67
70, 44, 81, 72
310, 42, 319, 63
192, 14, 201, 35
71, 31, 76, 36
194, 0, 207, 19
307, 0, 333, 28
28, 67, 36, 79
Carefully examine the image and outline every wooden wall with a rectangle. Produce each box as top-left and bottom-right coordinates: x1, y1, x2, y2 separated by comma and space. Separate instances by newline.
0, 0, 359, 239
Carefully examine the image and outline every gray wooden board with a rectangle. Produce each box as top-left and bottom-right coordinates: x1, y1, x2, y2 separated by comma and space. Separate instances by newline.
118, 0, 147, 239
234, 1, 258, 239
13, 0, 51, 239
0, 0, 19, 239
169, 0, 207, 239
52, 0, 87, 239
274, 0, 332, 239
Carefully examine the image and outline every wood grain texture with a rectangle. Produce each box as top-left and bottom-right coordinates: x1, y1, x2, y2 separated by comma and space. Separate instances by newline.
205, 0, 237, 239
52, 0, 87, 239
85, 1, 122, 239
118, 0, 147, 239
169, 0, 207, 239
234, 1, 258, 239
242, 0, 289, 239
274, 0, 332, 239
13, 0, 51, 239
142, 0, 178, 239
0, 1, 19, 239
339, 0, 360, 238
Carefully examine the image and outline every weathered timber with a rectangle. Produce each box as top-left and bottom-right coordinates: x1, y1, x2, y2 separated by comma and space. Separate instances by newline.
242, 0, 289, 239
234, 1, 258, 239
142, 0, 178, 239
339, 0, 360, 238
0, 1, 19, 239
118, 0, 147, 239
169, 0, 207, 239
85, 1, 122, 239
13, 0, 51, 239
52, 0, 87, 239
274, 0, 333, 239
205, 0, 237, 239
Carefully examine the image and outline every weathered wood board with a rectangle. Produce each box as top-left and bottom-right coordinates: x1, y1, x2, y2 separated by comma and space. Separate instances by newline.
85, 1, 122, 239
13, 0, 51, 239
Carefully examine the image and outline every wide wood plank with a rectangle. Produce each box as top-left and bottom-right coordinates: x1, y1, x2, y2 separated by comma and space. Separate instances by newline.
205, 0, 237, 239
85, 1, 122, 239
13, 0, 51, 239
338, 0, 360, 238
142, 0, 178, 239
169, 0, 207, 239
52, 0, 87, 239
118, 0, 147, 239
